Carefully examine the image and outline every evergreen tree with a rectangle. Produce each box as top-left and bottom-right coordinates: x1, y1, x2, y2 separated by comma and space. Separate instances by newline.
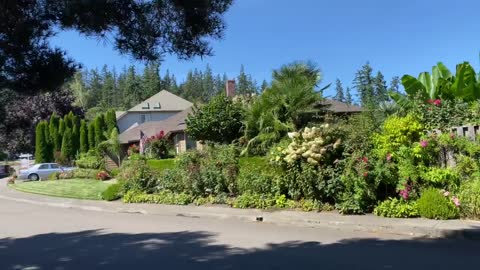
94, 115, 106, 146
58, 119, 65, 148
61, 127, 74, 161
345, 87, 353, 105
142, 62, 161, 99
79, 120, 89, 153
101, 65, 116, 107
353, 62, 375, 107
214, 74, 225, 95
389, 76, 401, 93
203, 64, 215, 100
88, 121, 96, 150
123, 66, 142, 109
49, 113, 60, 151
35, 121, 50, 163
87, 68, 103, 108
334, 79, 345, 102
237, 65, 256, 95
72, 122, 80, 156
374, 71, 388, 102
260, 80, 269, 93
105, 109, 117, 134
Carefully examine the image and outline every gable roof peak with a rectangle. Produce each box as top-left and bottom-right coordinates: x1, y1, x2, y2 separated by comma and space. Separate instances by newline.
127, 90, 193, 112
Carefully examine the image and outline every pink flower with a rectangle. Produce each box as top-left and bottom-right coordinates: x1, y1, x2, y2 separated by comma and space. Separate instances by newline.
443, 191, 450, 197
386, 153, 392, 162
433, 99, 441, 106
362, 156, 368, 163
363, 172, 368, 177
452, 196, 461, 207
420, 140, 428, 148
399, 189, 409, 200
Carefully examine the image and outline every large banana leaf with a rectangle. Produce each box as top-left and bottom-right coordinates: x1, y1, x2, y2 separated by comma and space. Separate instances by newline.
418, 72, 436, 99
388, 91, 413, 110
401, 75, 426, 98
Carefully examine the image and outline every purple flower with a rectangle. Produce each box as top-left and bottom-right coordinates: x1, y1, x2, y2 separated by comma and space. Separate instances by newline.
420, 140, 428, 148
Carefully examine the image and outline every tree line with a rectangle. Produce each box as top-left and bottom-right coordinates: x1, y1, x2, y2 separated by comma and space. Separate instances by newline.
68, 63, 262, 118
332, 62, 401, 107
35, 110, 117, 164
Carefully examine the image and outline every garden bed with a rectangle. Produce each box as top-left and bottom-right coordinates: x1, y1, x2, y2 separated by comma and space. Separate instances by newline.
10, 179, 112, 200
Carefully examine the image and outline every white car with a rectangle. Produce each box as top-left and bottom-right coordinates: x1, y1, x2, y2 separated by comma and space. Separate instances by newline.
18, 163, 75, 181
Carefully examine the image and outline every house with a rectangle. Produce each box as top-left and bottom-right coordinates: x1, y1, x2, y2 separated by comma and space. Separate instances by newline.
319, 99, 363, 115
116, 90, 193, 133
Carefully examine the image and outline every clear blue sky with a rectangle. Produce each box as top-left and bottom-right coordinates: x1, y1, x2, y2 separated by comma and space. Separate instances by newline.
50, 0, 480, 98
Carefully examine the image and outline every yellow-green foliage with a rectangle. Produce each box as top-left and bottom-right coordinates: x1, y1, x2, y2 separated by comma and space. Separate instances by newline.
373, 114, 423, 157
278, 125, 341, 166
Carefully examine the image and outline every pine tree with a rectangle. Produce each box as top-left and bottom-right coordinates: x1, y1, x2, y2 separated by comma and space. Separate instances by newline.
142, 62, 161, 99
35, 121, 50, 163
353, 62, 375, 107
123, 66, 142, 109
203, 64, 215, 100
389, 76, 401, 93
101, 65, 116, 107
94, 115, 106, 146
237, 65, 256, 95
345, 87, 353, 105
374, 71, 388, 103
79, 120, 89, 153
61, 127, 74, 161
260, 80, 269, 92
334, 79, 345, 102
87, 68, 103, 108
88, 121, 96, 150
105, 109, 117, 134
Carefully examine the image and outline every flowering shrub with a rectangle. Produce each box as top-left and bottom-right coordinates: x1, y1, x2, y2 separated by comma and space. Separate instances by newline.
274, 125, 342, 166
127, 144, 139, 156
96, 171, 111, 181
144, 131, 172, 159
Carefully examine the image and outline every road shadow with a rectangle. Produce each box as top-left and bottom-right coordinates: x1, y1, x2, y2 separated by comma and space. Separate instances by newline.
1, 228, 479, 270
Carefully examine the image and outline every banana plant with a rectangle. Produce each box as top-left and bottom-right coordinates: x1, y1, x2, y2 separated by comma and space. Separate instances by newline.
390, 62, 480, 109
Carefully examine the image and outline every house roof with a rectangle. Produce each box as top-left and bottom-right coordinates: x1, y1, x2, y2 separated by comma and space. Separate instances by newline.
127, 90, 193, 112
115, 111, 127, 120
320, 99, 363, 113
119, 107, 193, 144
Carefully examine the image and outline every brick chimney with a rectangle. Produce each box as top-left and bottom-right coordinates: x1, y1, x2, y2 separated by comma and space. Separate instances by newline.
226, 79, 236, 97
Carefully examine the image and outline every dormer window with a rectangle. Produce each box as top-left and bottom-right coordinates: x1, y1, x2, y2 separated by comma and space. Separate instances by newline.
142, 102, 150, 109
153, 102, 161, 109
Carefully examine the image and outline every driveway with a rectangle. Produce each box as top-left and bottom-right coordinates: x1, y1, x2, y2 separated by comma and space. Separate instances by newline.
0, 178, 479, 269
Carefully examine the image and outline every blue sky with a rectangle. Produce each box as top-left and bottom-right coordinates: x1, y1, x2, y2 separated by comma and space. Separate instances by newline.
50, 0, 480, 98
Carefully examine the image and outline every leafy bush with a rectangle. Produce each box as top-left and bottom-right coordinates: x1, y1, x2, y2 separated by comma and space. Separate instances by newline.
119, 159, 159, 193
123, 190, 193, 205
232, 193, 276, 209
75, 151, 103, 169
102, 183, 122, 201
156, 145, 239, 196
72, 168, 98, 179
144, 131, 173, 159
237, 157, 279, 195
459, 179, 480, 219
193, 193, 231, 206
421, 167, 459, 190
417, 188, 459, 220
49, 171, 74, 180
147, 159, 176, 171
109, 168, 120, 177
373, 198, 419, 218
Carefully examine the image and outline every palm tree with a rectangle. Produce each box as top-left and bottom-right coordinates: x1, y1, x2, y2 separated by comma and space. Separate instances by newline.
241, 61, 329, 155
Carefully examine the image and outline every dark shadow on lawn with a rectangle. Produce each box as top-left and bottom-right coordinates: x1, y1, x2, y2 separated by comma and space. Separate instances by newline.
1, 228, 479, 270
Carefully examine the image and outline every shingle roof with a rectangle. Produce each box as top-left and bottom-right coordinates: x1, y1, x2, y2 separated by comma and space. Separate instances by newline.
115, 111, 127, 120
119, 107, 193, 144
320, 99, 363, 113
127, 90, 193, 112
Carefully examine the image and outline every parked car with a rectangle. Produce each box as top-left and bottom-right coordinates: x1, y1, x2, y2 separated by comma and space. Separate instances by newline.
0, 165, 14, 178
18, 163, 75, 181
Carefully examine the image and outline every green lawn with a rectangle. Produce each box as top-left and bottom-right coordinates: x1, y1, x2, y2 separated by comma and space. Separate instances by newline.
11, 179, 112, 200
147, 159, 176, 171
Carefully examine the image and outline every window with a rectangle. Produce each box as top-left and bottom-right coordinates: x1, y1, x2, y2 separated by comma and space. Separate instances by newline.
140, 113, 151, 123
141, 102, 150, 109
186, 134, 197, 150
38, 164, 49, 170
50, 164, 59, 169
153, 102, 161, 109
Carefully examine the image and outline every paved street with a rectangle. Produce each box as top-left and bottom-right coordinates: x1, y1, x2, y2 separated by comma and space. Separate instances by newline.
1, 193, 479, 270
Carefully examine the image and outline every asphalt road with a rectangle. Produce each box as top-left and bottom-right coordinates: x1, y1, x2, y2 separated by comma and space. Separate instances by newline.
1, 197, 479, 270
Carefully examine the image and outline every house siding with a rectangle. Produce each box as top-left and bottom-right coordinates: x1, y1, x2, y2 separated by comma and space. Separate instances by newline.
117, 111, 179, 133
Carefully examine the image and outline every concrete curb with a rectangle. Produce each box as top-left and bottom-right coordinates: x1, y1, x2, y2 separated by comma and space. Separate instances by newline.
2, 178, 480, 239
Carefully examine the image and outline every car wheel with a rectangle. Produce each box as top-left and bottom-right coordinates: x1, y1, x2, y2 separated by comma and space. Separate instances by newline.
28, 173, 39, 181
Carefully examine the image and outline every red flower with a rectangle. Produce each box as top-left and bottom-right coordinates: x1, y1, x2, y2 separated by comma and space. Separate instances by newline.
363, 172, 368, 177
362, 156, 368, 163
433, 99, 441, 106
427, 99, 434, 104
